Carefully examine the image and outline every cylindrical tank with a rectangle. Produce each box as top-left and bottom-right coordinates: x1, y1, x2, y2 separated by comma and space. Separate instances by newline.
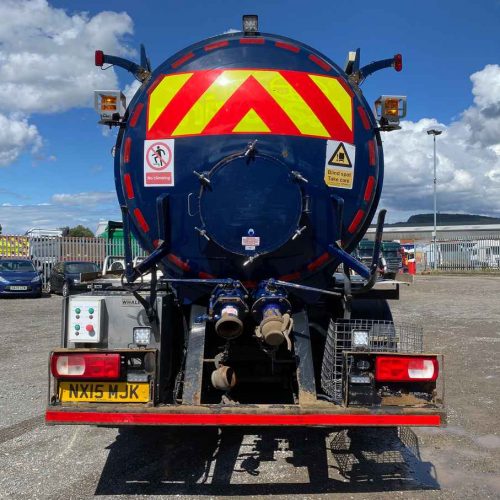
115, 31, 383, 288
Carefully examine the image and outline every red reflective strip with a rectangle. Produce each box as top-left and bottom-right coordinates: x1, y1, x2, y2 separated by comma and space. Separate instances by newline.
278, 272, 301, 282
45, 410, 441, 427
123, 173, 134, 200
358, 106, 371, 130
123, 137, 131, 163
129, 103, 144, 127
275, 41, 300, 53
308, 54, 331, 72
348, 209, 365, 233
240, 38, 265, 44
364, 176, 375, 202
171, 52, 194, 69
198, 271, 215, 279
368, 139, 376, 165
167, 254, 190, 272
133, 208, 150, 233
307, 252, 330, 271
204, 40, 229, 51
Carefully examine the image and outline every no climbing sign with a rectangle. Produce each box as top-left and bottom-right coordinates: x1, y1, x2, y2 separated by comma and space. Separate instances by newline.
144, 139, 175, 187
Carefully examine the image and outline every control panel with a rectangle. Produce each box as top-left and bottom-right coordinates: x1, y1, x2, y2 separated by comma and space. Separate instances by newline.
67, 298, 103, 343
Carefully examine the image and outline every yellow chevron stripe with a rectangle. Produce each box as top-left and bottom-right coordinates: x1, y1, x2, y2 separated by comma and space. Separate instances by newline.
172, 70, 253, 136
148, 73, 193, 130
308, 74, 352, 131
252, 71, 329, 137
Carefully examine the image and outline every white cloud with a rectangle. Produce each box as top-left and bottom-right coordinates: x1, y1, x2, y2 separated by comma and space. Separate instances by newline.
0, 191, 120, 233
0, 0, 134, 166
0, 113, 42, 165
51, 191, 116, 206
123, 80, 142, 105
0, 0, 134, 114
380, 64, 500, 221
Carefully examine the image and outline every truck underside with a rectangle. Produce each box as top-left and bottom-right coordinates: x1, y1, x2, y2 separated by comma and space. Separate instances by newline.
46, 277, 444, 427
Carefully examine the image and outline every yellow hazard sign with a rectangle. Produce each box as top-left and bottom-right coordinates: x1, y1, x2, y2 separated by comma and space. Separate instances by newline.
324, 140, 355, 189
328, 142, 352, 167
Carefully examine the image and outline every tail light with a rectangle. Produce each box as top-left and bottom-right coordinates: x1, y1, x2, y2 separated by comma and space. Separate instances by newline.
95, 50, 104, 67
375, 355, 438, 382
51, 353, 120, 380
393, 53, 403, 72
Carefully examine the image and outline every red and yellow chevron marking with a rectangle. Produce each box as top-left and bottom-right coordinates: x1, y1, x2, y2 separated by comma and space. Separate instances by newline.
147, 69, 354, 142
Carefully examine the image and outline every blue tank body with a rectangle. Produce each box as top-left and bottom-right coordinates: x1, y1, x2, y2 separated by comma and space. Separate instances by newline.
115, 31, 383, 289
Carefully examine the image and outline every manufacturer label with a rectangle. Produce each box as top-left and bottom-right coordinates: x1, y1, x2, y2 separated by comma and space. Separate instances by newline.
144, 139, 175, 186
121, 298, 140, 307
324, 141, 356, 189
242, 236, 260, 251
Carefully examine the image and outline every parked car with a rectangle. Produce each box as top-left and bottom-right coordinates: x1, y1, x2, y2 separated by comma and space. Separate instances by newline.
48, 261, 100, 297
0, 258, 42, 298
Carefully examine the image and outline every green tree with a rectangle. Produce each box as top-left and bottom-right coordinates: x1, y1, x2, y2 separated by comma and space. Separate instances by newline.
68, 225, 94, 237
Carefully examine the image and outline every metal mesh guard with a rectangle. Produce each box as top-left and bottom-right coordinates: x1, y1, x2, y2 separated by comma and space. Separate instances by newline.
321, 319, 424, 403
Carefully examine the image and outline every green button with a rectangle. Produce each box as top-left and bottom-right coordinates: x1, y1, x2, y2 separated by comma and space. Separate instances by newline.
75, 308, 81, 314
75, 324, 80, 331
88, 307, 94, 314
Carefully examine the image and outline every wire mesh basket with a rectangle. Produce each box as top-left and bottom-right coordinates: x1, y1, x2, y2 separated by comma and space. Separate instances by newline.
321, 319, 424, 403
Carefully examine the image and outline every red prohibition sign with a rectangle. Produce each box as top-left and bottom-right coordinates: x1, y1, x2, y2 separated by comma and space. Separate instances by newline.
146, 142, 172, 170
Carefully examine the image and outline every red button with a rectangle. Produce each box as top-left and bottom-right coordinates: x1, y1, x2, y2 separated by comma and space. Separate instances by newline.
85, 324, 94, 332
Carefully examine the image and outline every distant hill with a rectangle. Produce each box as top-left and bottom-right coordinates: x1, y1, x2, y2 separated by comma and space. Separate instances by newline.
388, 213, 500, 226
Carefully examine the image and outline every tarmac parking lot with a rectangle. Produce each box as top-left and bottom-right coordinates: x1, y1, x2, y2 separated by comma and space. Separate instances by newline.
0, 275, 499, 499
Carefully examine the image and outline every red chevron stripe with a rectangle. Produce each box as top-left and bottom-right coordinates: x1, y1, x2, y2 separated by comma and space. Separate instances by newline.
147, 70, 222, 138
280, 70, 353, 143
202, 75, 300, 136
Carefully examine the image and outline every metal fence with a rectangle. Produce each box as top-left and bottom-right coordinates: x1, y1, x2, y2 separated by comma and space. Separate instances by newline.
413, 234, 500, 272
2, 232, 500, 288
0, 235, 146, 287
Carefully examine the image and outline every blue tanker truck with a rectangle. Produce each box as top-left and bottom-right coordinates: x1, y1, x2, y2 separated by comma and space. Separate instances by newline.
46, 16, 444, 428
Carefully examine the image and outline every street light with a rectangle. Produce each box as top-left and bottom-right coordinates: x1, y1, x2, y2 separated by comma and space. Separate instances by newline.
427, 128, 442, 270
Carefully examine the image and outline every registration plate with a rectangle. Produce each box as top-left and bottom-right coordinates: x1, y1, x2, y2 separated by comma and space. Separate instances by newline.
58, 381, 150, 402
10, 286, 28, 291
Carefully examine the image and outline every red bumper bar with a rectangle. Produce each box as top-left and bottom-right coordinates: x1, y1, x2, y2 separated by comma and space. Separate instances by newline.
46, 410, 441, 427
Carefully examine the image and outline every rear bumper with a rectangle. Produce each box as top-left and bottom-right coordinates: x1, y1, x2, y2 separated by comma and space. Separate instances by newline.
46, 405, 444, 427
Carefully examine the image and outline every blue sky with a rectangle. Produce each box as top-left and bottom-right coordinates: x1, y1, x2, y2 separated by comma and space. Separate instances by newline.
0, 0, 499, 233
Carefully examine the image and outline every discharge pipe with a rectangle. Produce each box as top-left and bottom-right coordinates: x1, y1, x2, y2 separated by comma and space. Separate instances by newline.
215, 305, 244, 339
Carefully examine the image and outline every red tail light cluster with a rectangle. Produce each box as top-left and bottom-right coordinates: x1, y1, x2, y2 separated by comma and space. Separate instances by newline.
51, 353, 120, 380
375, 355, 438, 382
393, 53, 403, 72
95, 50, 104, 67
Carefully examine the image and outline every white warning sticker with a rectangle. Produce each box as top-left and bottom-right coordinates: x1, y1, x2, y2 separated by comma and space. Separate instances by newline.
324, 141, 356, 189
144, 139, 175, 187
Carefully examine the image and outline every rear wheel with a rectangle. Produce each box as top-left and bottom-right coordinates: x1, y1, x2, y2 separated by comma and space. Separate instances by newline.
62, 282, 70, 298
47, 279, 53, 294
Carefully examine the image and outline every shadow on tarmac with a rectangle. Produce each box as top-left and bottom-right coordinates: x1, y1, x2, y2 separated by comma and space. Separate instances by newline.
95, 426, 439, 496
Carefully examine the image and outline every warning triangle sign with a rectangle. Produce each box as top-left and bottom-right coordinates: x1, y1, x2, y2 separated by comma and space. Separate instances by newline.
328, 142, 352, 168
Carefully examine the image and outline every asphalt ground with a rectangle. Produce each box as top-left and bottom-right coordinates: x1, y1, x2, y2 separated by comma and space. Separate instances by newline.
0, 275, 499, 499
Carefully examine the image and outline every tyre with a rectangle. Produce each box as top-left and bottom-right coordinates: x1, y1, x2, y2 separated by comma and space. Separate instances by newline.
62, 282, 70, 298
47, 279, 54, 294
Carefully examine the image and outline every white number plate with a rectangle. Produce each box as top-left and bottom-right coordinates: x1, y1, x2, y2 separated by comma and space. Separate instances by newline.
10, 286, 28, 291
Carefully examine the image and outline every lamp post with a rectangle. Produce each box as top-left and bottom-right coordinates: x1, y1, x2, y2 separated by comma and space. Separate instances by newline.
427, 129, 442, 270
